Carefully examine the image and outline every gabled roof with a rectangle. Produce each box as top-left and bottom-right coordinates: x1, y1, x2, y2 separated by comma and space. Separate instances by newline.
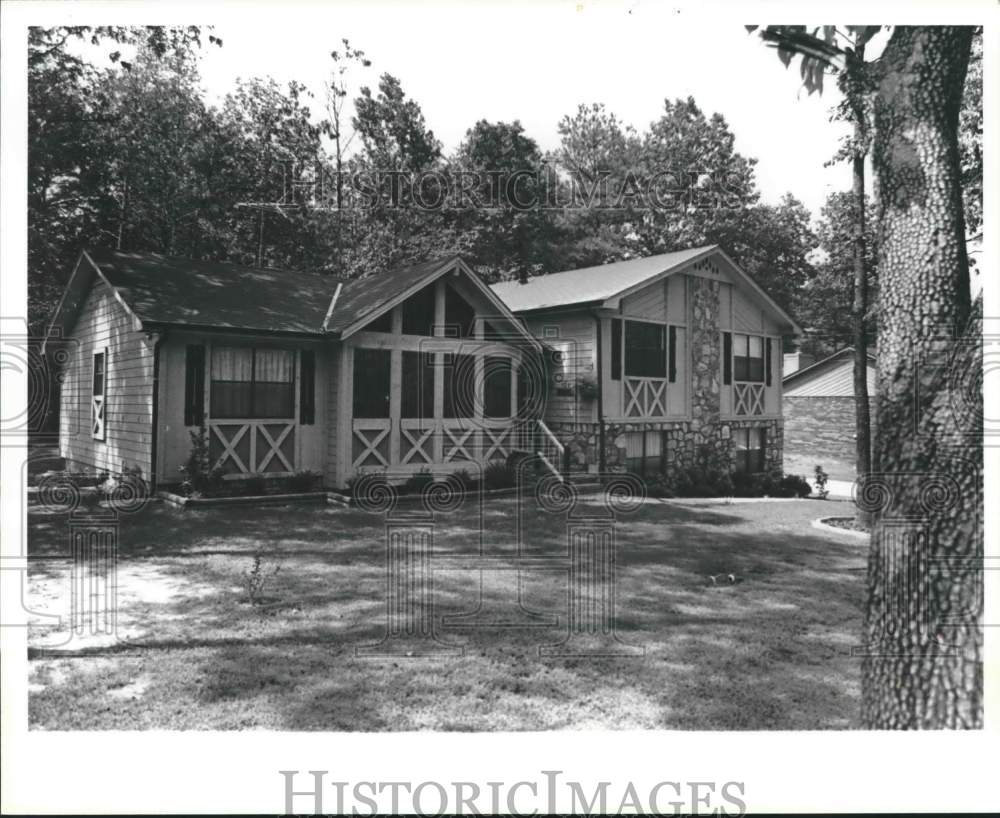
491, 246, 713, 313
490, 244, 801, 334
782, 346, 876, 387
47, 250, 539, 349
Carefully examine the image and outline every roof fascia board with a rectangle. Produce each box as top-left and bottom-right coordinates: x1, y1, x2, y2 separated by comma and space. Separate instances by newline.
41, 252, 90, 354
712, 248, 803, 335
82, 249, 145, 331
450, 258, 542, 351
338, 256, 457, 339
602, 246, 719, 309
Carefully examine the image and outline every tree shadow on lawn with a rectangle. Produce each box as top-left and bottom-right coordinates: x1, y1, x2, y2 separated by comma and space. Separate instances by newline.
29, 497, 865, 729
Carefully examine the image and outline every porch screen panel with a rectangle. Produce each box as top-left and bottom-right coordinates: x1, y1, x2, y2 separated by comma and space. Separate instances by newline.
483, 356, 512, 419
401, 284, 437, 336
624, 320, 666, 378
443, 353, 476, 418
353, 348, 391, 418
401, 351, 435, 419
211, 346, 253, 418
444, 284, 476, 338
253, 348, 295, 418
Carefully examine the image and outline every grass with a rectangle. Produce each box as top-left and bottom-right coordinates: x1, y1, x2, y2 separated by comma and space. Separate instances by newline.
26, 494, 867, 730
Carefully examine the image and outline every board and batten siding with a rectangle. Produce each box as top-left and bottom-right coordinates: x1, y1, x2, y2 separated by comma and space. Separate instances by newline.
523, 311, 597, 425
59, 278, 155, 478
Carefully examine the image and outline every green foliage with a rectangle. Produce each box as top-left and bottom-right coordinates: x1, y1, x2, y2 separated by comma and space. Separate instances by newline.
814, 465, 830, 500
288, 470, 323, 492
178, 425, 225, 497
483, 460, 517, 490
242, 553, 281, 605
400, 468, 434, 495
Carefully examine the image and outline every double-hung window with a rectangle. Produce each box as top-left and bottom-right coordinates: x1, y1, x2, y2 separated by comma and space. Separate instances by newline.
732, 334, 764, 382
210, 347, 295, 419
733, 427, 766, 474
624, 320, 667, 379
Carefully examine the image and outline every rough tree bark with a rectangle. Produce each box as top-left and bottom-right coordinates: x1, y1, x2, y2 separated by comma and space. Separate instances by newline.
863, 26, 981, 729
846, 45, 873, 525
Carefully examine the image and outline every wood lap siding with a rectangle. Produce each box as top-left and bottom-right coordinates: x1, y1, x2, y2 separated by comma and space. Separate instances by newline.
524, 313, 596, 425
59, 279, 155, 478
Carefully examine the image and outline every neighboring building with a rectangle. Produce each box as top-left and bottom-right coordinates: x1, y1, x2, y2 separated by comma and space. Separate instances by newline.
783, 351, 815, 376
46, 244, 801, 489
782, 347, 876, 470
45, 250, 541, 489
492, 245, 801, 476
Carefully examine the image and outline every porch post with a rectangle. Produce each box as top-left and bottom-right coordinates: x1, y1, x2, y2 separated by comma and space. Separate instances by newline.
433, 281, 445, 463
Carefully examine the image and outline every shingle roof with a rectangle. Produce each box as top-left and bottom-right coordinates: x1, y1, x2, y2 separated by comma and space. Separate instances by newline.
84, 250, 457, 336
490, 245, 715, 313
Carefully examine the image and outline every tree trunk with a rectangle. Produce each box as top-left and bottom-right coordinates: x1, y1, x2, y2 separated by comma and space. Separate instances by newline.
863, 25, 980, 729
847, 45, 873, 525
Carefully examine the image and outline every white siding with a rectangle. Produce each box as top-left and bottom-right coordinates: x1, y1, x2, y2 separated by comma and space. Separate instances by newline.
59, 279, 155, 478
524, 312, 596, 425
785, 358, 877, 397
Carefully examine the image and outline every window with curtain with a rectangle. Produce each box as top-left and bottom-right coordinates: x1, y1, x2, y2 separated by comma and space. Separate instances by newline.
353, 348, 391, 418
483, 356, 512, 418
733, 333, 765, 383
210, 346, 295, 419
732, 427, 766, 473
624, 320, 666, 378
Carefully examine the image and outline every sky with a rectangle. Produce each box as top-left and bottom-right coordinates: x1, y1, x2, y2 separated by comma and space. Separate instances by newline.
179, 2, 857, 221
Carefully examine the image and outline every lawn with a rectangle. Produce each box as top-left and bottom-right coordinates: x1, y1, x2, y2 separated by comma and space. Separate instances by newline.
27, 492, 867, 730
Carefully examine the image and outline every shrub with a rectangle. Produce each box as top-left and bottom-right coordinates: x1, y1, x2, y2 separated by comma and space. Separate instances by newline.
644, 473, 674, 499
179, 425, 225, 497
288, 469, 322, 493
401, 468, 434, 495
484, 460, 517, 490
244, 474, 267, 496
451, 469, 477, 491
778, 473, 812, 498
671, 465, 733, 498
814, 465, 829, 499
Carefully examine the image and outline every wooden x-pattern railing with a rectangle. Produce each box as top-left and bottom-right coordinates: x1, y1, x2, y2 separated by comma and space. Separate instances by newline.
734, 382, 765, 416
400, 422, 434, 465
443, 423, 475, 462
623, 377, 667, 418
482, 424, 514, 462
352, 421, 391, 468
210, 420, 296, 473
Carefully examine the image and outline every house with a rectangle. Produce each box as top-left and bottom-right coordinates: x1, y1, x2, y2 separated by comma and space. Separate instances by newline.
782, 346, 876, 475
45, 244, 801, 489
45, 250, 543, 489
491, 245, 801, 476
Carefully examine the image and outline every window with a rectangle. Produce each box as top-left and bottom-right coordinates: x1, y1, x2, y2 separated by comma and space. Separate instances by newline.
401, 351, 435, 419
444, 284, 476, 338
733, 333, 764, 383
91, 351, 106, 440
624, 320, 666, 378
733, 427, 766, 474
443, 353, 476, 418
353, 348, 391, 418
483, 356, 512, 419
610, 319, 622, 381
765, 338, 773, 386
401, 284, 436, 336
210, 346, 295, 419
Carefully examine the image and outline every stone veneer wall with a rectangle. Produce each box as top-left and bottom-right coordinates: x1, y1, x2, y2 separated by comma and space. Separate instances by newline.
549, 273, 784, 477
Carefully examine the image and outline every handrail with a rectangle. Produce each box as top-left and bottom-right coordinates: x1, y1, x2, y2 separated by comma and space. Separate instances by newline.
535, 419, 565, 479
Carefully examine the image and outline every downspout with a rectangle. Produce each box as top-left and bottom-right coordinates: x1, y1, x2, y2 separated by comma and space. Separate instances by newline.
594, 313, 606, 480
